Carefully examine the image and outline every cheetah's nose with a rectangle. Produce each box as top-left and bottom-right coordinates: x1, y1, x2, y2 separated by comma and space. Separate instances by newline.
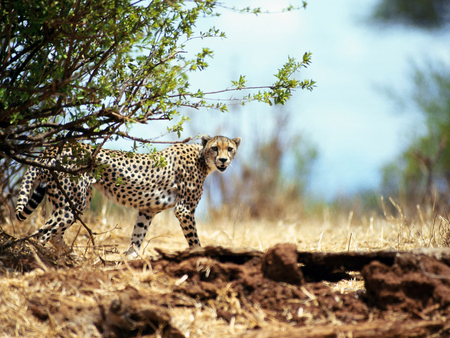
219, 158, 227, 163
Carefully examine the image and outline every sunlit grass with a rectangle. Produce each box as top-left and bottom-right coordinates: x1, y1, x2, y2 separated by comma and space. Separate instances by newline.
4, 194, 449, 259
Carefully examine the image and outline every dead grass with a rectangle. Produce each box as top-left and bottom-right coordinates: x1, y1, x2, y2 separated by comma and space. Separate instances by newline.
1, 197, 450, 337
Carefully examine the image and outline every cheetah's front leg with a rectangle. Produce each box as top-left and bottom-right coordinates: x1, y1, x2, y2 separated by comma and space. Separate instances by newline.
125, 210, 158, 259
174, 203, 201, 248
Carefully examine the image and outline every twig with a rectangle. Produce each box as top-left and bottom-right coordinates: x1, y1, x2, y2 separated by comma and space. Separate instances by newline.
92, 224, 121, 235
117, 131, 193, 144
347, 232, 353, 252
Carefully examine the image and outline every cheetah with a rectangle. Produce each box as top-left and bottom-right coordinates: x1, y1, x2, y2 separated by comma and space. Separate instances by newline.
15, 135, 241, 258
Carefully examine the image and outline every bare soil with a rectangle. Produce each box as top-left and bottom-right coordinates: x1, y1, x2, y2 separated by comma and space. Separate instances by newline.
1, 232, 450, 337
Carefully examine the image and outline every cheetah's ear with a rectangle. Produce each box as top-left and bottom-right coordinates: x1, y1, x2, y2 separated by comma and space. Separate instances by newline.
233, 137, 241, 148
201, 135, 211, 147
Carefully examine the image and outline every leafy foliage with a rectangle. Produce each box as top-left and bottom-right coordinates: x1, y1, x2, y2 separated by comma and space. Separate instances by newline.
0, 0, 314, 218
0, 0, 313, 170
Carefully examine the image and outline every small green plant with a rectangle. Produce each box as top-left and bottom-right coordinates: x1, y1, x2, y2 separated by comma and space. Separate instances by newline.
147, 147, 167, 168
93, 164, 108, 182
115, 177, 126, 187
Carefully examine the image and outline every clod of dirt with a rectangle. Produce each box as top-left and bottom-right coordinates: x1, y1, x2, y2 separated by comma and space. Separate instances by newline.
362, 253, 450, 315
262, 243, 304, 285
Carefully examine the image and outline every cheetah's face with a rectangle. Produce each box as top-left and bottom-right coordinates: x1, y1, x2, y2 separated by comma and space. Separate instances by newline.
202, 135, 241, 173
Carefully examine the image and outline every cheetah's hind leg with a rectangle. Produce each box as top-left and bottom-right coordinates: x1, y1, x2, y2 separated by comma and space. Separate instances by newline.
34, 209, 75, 254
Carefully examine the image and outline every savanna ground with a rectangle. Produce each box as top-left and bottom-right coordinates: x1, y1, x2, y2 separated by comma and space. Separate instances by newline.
1, 195, 450, 338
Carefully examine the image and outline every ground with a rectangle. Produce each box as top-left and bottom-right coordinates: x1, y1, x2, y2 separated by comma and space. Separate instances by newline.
1, 203, 450, 337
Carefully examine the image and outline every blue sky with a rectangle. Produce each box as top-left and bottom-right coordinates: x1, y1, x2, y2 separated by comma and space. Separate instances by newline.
120, 0, 450, 199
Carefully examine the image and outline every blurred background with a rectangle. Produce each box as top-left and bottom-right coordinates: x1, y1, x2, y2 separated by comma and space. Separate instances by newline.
108, 0, 450, 221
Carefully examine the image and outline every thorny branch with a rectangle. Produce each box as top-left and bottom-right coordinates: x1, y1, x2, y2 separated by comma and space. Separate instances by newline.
117, 132, 193, 144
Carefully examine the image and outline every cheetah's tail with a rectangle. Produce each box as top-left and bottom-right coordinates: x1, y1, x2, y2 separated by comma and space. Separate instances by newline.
16, 182, 48, 221
15, 166, 47, 222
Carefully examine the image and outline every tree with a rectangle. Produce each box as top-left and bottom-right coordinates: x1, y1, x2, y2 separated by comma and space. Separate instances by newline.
371, 1, 450, 208
204, 110, 318, 221
0, 0, 315, 217
371, 0, 450, 29
381, 64, 450, 207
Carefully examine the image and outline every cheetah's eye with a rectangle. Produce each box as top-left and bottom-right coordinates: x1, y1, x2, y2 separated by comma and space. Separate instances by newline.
211, 146, 218, 152
228, 147, 234, 152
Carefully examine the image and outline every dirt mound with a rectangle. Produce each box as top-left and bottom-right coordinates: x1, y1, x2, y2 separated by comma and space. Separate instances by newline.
2, 239, 450, 337
139, 244, 370, 325
362, 252, 450, 317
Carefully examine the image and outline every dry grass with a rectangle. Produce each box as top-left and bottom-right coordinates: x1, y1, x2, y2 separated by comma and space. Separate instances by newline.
1, 196, 450, 337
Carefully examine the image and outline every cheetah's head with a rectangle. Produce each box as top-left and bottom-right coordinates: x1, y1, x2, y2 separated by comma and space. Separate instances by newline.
201, 135, 241, 173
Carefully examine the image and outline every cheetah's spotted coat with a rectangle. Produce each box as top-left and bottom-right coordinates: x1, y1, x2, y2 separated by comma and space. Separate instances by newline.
15, 135, 241, 257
